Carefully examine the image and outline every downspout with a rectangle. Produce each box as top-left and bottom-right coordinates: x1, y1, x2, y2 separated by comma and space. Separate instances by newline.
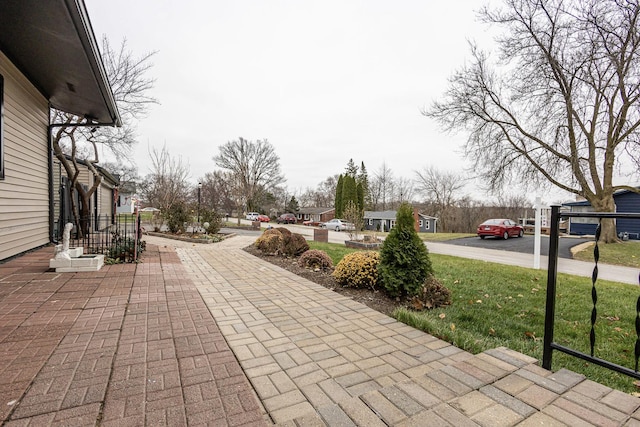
48, 114, 54, 243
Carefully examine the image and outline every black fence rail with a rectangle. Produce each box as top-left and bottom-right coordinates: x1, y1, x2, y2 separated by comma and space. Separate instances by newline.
543, 206, 640, 378
60, 213, 143, 263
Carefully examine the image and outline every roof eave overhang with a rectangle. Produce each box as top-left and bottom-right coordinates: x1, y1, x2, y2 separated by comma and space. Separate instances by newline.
0, 0, 122, 126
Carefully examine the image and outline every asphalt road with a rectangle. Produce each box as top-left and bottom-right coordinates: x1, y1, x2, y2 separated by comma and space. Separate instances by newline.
442, 235, 592, 259
222, 223, 593, 260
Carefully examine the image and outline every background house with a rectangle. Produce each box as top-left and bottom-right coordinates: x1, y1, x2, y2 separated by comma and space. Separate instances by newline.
0, 1, 120, 262
364, 210, 437, 233
563, 190, 640, 239
115, 181, 137, 214
296, 207, 335, 225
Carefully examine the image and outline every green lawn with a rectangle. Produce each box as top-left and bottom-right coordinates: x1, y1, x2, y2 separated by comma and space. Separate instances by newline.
308, 240, 640, 393
573, 240, 640, 269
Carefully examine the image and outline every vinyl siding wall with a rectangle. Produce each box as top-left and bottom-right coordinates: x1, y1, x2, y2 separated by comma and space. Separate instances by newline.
0, 51, 50, 261
99, 180, 114, 218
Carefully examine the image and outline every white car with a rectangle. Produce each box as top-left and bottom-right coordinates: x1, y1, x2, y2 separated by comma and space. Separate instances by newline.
246, 212, 260, 221
321, 218, 355, 231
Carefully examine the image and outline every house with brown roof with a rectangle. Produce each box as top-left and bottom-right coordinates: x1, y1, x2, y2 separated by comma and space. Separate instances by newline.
296, 207, 335, 225
0, 0, 120, 261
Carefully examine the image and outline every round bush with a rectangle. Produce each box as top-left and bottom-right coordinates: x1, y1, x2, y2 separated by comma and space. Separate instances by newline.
282, 233, 309, 257
298, 249, 333, 270
332, 251, 380, 290
255, 229, 283, 255
275, 227, 292, 236
409, 275, 452, 310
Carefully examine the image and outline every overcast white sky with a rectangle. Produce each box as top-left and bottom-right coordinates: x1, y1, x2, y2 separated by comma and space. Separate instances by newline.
85, 0, 519, 200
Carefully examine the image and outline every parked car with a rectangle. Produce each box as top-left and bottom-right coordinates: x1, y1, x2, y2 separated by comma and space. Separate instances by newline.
257, 214, 270, 222
477, 218, 524, 240
302, 220, 321, 226
246, 212, 260, 221
321, 218, 355, 231
276, 213, 296, 224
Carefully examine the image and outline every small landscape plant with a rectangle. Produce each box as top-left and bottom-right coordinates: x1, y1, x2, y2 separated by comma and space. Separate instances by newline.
200, 208, 222, 234
298, 249, 333, 270
332, 251, 380, 290
409, 275, 452, 310
164, 202, 189, 233
378, 202, 434, 298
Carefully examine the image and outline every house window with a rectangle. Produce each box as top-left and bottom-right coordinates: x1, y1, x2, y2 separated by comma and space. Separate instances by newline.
571, 205, 599, 224
425, 220, 430, 230
368, 219, 373, 226
390, 220, 396, 229
0, 73, 4, 180
419, 220, 423, 228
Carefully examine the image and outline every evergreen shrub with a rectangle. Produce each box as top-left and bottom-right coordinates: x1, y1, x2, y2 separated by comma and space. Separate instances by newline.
378, 202, 433, 298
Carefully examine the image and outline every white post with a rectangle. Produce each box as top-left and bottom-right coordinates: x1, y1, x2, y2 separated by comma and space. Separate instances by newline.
533, 197, 542, 269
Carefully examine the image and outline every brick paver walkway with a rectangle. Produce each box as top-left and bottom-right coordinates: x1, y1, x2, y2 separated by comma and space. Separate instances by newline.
1, 234, 640, 426
0, 242, 265, 426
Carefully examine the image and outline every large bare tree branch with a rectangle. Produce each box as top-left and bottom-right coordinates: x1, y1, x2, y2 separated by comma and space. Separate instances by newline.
425, 0, 640, 241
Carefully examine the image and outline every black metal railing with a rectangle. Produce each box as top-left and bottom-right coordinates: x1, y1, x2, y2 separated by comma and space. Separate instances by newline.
543, 206, 640, 378
60, 213, 143, 263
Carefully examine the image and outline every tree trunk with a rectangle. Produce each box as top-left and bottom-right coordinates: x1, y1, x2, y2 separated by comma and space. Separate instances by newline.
590, 195, 618, 244
75, 182, 91, 238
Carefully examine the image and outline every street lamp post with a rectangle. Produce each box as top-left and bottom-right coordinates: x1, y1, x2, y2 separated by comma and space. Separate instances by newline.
197, 182, 202, 227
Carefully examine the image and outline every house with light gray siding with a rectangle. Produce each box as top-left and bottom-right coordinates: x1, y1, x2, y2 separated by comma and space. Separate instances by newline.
0, 0, 120, 262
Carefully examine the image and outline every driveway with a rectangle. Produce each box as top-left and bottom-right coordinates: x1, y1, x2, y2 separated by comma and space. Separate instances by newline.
443, 235, 592, 259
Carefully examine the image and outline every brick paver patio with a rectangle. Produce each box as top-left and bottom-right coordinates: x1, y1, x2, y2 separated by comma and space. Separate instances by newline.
0, 242, 265, 426
0, 234, 639, 426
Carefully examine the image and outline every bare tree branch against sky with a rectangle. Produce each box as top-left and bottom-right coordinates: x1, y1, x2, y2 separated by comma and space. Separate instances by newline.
88, 0, 571, 200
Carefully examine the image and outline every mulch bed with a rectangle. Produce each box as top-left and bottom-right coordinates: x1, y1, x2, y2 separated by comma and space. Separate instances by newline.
242, 245, 403, 316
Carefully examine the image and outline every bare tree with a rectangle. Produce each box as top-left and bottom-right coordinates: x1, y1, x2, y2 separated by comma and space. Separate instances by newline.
200, 171, 235, 214
424, 0, 640, 242
99, 162, 139, 184
371, 162, 395, 210
52, 37, 157, 234
213, 137, 285, 219
415, 166, 466, 232
394, 177, 415, 206
316, 175, 339, 207
139, 145, 190, 215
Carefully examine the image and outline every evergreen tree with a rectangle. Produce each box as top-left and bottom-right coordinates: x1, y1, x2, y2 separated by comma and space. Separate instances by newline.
378, 202, 433, 298
356, 182, 364, 212
357, 161, 371, 210
345, 158, 358, 177
341, 175, 357, 216
286, 196, 300, 212
335, 175, 344, 218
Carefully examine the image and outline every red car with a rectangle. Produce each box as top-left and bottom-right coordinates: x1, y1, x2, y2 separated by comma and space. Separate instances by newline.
257, 214, 270, 222
276, 213, 296, 224
477, 219, 524, 240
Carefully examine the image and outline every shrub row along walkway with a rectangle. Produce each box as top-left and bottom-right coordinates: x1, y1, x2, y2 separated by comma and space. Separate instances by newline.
1, 234, 640, 425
